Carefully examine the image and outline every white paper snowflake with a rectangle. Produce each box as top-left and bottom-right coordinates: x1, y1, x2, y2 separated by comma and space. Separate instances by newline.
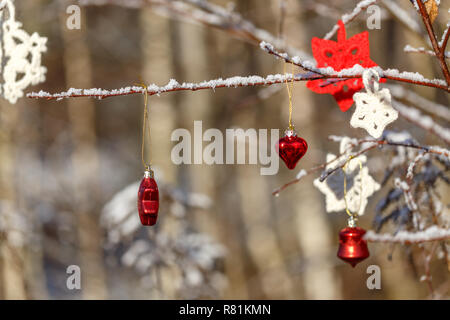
313, 139, 380, 216
350, 69, 398, 138
0, 0, 47, 104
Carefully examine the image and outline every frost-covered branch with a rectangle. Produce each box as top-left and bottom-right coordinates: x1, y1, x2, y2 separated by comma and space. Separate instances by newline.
381, 0, 422, 35
261, 41, 450, 92
415, 0, 450, 85
387, 84, 450, 122
26, 73, 327, 100
79, 0, 311, 59
324, 0, 379, 40
365, 226, 450, 244
404, 45, 450, 60
392, 101, 450, 145
272, 137, 450, 196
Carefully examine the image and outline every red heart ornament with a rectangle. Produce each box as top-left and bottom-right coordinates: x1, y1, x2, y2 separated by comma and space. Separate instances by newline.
276, 131, 308, 170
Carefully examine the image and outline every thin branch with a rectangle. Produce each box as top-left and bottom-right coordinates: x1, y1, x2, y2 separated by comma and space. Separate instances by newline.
440, 23, 450, 51
415, 0, 450, 85
26, 73, 322, 100
387, 84, 450, 122
381, 0, 422, 35
79, 0, 311, 59
404, 45, 450, 60
272, 138, 450, 196
324, 0, 379, 40
392, 100, 450, 145
261, 42, 450, 92
364, 226, 450, 244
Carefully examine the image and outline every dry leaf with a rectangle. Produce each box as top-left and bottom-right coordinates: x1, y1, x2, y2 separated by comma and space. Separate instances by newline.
425, 0, 439, 23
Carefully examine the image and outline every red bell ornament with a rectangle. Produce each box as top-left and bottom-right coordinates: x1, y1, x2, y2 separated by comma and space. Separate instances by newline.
276, 129, 308, 170
137, 169, 159, 226
337, 225, 370, 267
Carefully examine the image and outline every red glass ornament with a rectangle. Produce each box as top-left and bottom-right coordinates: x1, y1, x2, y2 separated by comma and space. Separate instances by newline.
337, 226, 370, 267
306, 20, 384, 112
137, 170, 159, 226
276, 130, 308, 170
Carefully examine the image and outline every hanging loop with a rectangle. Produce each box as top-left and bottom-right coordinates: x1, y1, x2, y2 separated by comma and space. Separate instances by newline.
362, 69, 380, 94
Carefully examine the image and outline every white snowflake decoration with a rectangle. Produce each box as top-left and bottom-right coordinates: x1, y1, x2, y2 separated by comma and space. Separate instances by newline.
350, 69, 398, 139
313, 138, 380, 216
0, 0, 47, 104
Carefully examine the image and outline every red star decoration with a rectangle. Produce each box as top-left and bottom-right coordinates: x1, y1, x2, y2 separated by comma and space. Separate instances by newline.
306, 20, 383, 112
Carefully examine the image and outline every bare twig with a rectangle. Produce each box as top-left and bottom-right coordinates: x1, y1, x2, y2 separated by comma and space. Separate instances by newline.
262, 42, 450, 92
364, 226, 450, 244
26, 73, 326, 100
272, 138, 449, 196
415, 0, 450, 85
324, 0, 379, 40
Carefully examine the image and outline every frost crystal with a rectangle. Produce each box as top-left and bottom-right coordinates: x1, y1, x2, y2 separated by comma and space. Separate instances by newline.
0, 0, 47, 104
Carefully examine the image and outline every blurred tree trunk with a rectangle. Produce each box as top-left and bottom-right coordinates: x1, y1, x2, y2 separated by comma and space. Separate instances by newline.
284, 0, 342, 299
140, 8, 179, 299
59, 4, 106, 299
0, 104, 27, 299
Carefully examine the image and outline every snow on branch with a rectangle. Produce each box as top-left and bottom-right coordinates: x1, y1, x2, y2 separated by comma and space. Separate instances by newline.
80, 0, 311, 60
324, 0, 379, 40
27, 73, 324, 100
272, 137, 450, 196
387, 84, 450, 122
365, 226, 450, 244
392, 100, 450, 145
381, 0, 422, 35
404, 44, 450, 59
260, 41, 450, 92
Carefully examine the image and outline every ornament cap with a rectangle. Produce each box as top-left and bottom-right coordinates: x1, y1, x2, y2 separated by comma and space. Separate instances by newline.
144, 168, 154, 179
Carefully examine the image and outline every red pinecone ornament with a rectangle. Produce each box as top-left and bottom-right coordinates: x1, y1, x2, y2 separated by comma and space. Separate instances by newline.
137, 170, 159, 226
276, 129, 308, 170
337, 227, 370, 267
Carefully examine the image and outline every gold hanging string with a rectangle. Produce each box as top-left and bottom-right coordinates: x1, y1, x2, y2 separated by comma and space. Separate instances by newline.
343, 155, 364, 221
283, 61, 295, 131
137, 83, 152, 171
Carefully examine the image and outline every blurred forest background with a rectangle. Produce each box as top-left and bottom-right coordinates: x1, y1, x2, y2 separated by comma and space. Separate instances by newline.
0, 0, 449, 299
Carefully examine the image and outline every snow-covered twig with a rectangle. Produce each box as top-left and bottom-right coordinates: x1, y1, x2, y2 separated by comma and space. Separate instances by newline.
26, 73, 325, 100
261, 41, 450, 92
387, 84, 450, 122
404, 45, 450, 59
381, 0, 422, 35
392, 100, 450, 145
364, 226, 450, 244
272, 138, 449, 196
415, 0, 450, 85
323, 0, 379, 40
79, 0, 311, 60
